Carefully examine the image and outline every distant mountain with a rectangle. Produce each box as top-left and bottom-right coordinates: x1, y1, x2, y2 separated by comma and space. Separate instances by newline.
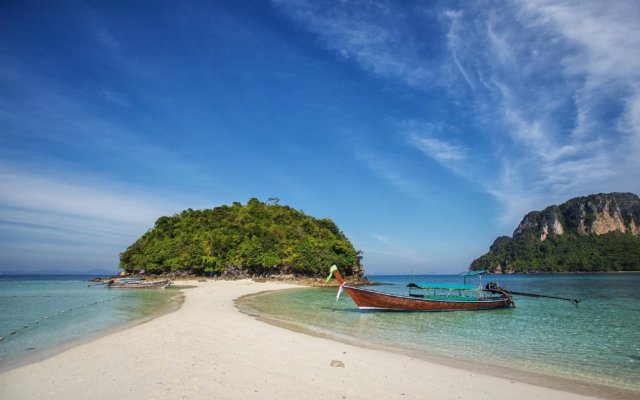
0, 269, 117, 276
471, 193, 640, 273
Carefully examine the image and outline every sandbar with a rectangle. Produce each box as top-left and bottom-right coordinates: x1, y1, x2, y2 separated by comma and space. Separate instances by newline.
0, 280, 615, 399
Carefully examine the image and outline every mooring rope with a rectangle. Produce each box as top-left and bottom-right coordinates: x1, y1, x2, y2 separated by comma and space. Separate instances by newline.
0, 295, 124, 343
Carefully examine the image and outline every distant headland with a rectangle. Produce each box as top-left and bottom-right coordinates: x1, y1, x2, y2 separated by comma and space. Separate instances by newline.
471, 192, 640, 273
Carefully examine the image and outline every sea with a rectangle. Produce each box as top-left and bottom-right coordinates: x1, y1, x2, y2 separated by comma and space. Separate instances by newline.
242, 273, 640, 394
0, 275, 181, 369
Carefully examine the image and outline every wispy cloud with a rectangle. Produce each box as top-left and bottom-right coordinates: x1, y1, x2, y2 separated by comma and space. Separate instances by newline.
444, 9, 475, 90
407, 133, 467, 163
0, 7, 226, 271
524, 0, 640, 161
0, 163, 197, 270
399, 120, 473, 184
480, 0, 640, 218
354, 145, 422, 197
368, 233, 421, 262
0, 46, 217, 194
0, 169, 164, 226
272, 0, 439, 89
275, 0, 640, 228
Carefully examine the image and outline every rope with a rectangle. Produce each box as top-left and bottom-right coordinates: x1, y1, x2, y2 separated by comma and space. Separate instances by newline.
0, 295, 124, 343
336, 282, 346, 301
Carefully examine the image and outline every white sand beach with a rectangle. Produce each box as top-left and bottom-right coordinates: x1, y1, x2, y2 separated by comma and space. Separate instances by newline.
0, 280, 608, 400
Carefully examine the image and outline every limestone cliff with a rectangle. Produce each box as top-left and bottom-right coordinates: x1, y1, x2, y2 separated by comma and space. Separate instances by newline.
513, 193, 640, 240
471, 193, 640, 272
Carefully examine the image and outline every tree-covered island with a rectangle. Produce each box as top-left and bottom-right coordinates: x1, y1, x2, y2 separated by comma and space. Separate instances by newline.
119, 198, 364, 278
471, 193, 640, 273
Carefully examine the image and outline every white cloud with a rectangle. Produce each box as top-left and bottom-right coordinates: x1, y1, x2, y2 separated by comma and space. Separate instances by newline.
486, 1, 640, 218
275, 0, 640, 230
444, 9, 475, 90
0, 23, 221, 271
0, 168, 164, 226
432, 1, 640, 226
527, 0, 640, 82
0, 163, 202, 271
353, 146, 422, 197
272, 0, 438, 89
408, 134, 467, 162
401, 121, 469, 178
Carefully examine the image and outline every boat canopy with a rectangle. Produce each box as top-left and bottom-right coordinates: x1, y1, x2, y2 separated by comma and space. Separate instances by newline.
414, 283, 479, 291
461, 269, 487, 276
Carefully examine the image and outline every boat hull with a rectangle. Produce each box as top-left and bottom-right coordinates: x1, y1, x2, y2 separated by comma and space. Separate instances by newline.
107, 280, 171, 289
343, 286, 513, 311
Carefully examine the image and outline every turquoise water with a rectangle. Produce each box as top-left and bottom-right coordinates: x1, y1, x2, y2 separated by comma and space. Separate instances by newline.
0, 275, 179, 367
244, 273, 640, 391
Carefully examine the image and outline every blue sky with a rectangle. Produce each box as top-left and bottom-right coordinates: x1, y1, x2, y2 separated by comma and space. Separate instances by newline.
1, 0, 639, 274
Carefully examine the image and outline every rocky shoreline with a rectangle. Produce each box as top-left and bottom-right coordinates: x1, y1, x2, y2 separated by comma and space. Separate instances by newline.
93, 272, 372, 287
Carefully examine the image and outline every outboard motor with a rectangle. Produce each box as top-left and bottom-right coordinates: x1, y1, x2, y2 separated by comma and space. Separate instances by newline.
485, 281, 515, 307
485, 281, 502, 292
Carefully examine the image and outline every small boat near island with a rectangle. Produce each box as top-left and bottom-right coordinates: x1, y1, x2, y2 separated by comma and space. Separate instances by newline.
327, 266, 514, 311
106, 278, 171, 289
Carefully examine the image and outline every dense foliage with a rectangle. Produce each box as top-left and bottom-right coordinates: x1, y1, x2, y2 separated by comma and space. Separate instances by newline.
119, 199, 363, 277
471, 193, 640, 272
472, 231, 640, 272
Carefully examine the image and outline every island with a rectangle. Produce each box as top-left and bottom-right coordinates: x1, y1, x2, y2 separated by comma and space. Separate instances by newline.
119, 198, 364, 279
471, 192, 640, 273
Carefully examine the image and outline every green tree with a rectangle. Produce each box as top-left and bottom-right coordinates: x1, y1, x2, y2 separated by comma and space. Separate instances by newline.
119, 199, 364, 277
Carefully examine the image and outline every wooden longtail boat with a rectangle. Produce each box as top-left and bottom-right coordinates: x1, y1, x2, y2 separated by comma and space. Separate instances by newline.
328, 266, 514, 312
107, 279, 171, 289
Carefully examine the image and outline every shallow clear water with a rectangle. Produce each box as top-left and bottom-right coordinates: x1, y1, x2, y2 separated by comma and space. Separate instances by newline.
0, 275, 180, 367
244, 273, 640, 391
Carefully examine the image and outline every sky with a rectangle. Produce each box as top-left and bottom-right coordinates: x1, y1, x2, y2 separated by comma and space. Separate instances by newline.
1, 0, 639, 274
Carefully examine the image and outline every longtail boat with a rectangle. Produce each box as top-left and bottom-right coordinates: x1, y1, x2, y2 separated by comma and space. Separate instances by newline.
107, 278, 171, 289
327, 266, 514, 312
